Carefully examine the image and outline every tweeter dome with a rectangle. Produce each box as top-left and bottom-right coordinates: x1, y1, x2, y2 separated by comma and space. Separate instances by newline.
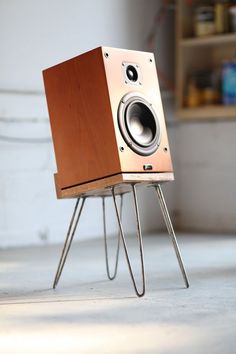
43, 47, 173, 194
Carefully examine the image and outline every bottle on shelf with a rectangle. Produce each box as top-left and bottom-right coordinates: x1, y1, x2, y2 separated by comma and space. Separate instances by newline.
222, 59, 236, 104
186, 79, 202, 107
214, 1, 229, 34
229, 2, 236, 32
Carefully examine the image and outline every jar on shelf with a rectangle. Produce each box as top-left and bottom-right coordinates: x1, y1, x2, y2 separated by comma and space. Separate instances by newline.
186, 70, 221, 107
186, 79, 202, 107
194, 5, 215, 37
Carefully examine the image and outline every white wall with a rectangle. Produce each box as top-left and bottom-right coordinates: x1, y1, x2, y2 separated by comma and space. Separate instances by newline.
0, 0, 174, 247
174, 121, 236, 233
0, 0, 163, 91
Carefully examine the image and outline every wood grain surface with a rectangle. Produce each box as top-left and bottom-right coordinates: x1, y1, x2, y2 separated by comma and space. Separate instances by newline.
55, 172, 174, 199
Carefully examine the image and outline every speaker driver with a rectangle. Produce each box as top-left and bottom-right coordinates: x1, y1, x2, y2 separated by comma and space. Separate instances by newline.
118, 94, 161, 156
126, 65, 138, 82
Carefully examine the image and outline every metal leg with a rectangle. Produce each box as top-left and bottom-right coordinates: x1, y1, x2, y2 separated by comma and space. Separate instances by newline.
155, 184, 189, 288
102, 195, 123, 280
112, 184, 145, 297
53, 197, 86, 289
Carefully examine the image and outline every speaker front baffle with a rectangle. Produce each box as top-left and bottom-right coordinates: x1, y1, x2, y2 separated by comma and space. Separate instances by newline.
43, 46, 189, 297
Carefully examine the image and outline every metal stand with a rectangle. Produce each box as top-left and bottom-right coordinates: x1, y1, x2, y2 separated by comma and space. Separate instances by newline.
102, 195, 123, 280
112, 184, 145, 297
52, 183, 189, 296
154, 185, 189, 288
53, 197, 86, 289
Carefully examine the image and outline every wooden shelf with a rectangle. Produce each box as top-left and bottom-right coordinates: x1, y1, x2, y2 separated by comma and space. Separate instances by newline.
176, 0, 236, 120
178, 105, 236, 120
180, 33, 236, 48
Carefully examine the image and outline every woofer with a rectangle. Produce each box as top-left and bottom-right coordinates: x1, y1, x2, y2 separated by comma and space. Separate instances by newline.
118, 94, 161, 156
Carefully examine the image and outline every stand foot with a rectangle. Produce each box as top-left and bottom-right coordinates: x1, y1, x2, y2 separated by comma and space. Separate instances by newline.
102, 195, 123, 280
154, 184, 189, 288
112, 184, 146, 297
53, 197, 86, 289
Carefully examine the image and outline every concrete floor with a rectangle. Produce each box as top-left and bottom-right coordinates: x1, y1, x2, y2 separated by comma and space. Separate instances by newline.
0, 233, 236, 354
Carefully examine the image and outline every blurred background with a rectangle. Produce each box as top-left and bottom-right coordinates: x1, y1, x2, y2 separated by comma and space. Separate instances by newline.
0, 0, 236, 248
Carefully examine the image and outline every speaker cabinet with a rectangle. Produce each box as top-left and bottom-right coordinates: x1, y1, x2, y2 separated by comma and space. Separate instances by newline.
43, 47, 173, 195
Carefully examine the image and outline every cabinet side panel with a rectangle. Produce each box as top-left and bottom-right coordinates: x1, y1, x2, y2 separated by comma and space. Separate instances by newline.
43, 48, 121, 188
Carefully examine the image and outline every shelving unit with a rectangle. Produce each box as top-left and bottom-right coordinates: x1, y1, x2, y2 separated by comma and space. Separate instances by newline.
176, 0, 236, 120
180, 32, 236, 47
178, 104, 236, 120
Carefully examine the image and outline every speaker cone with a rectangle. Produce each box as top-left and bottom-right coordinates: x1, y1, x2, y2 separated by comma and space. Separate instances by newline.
118, 94, 161, 156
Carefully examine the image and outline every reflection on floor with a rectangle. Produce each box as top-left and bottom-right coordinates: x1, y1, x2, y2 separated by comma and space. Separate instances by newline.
0, 233, 236, 354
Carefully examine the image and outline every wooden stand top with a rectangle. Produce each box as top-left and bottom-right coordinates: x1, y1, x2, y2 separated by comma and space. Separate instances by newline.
55, 172, 174, 199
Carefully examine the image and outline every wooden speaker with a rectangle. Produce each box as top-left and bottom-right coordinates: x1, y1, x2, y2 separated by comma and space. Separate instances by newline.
43, 47, 173, 196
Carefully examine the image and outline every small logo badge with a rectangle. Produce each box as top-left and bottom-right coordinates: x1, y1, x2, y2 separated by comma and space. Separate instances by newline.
143, 164, 153, 171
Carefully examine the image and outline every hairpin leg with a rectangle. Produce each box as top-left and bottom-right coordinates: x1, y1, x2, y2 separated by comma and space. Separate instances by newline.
112, 184, 145, 297
102, 194, 123, 280
154, 184, 189, 288
53, 197, 86, 289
